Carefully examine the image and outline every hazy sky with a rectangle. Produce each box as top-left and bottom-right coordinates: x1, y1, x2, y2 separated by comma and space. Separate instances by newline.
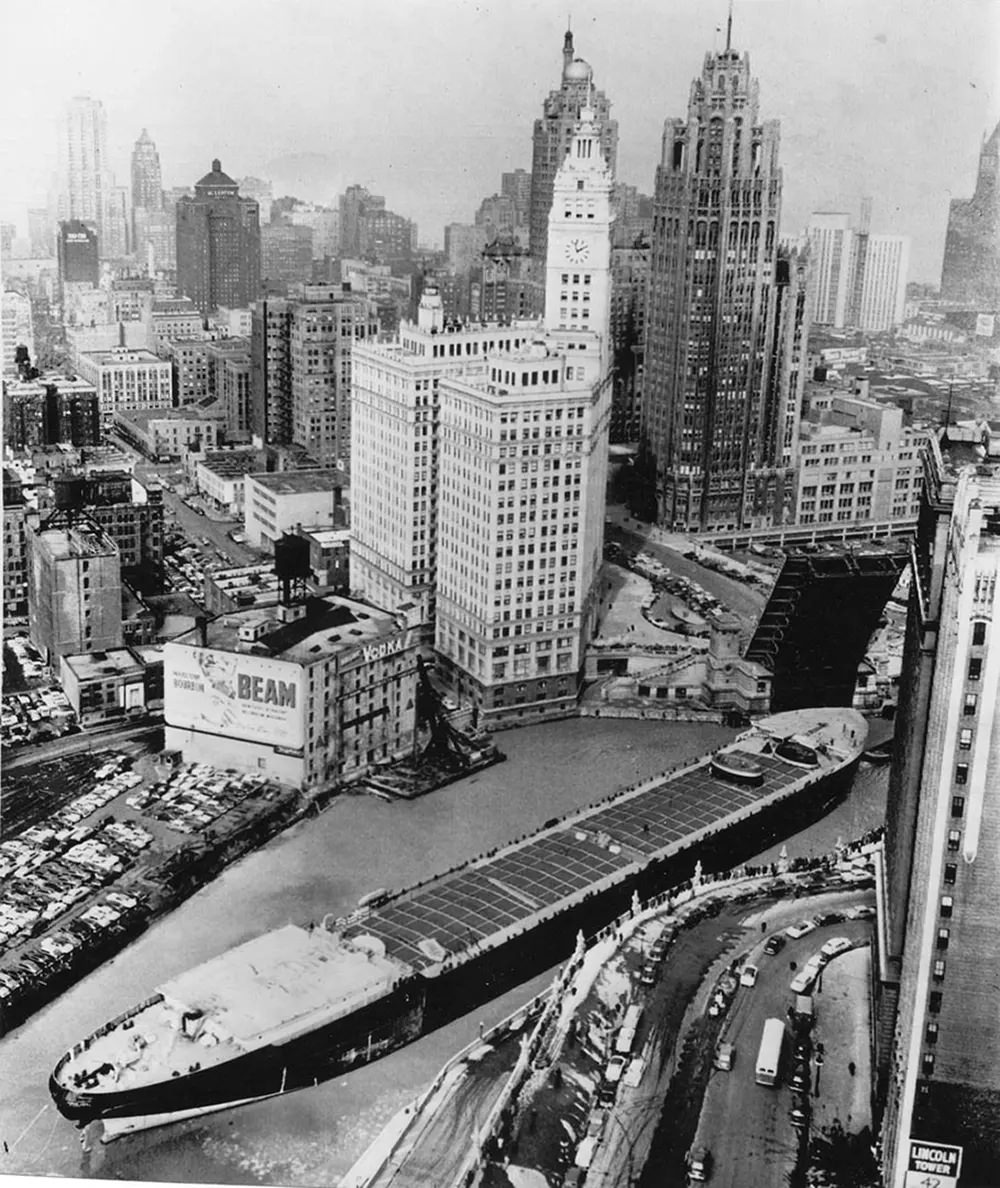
1, 0, 997, 281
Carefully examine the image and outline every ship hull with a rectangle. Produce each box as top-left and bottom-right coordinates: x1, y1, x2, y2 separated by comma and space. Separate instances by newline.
51, 724, 863, 1131
51, 979, 425, 1124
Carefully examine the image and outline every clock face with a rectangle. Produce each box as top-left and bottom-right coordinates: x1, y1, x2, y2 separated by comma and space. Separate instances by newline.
564, 237, 590, 263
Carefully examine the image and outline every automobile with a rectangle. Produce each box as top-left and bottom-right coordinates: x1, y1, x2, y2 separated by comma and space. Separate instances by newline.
784, 919, 818, 939
604, 1055, 627, 1085
844, 904, 876, 920
763, 934, 786, 956
649, 939, 671, 963
739, 963, 759, 988
442, 697, 459, 711
687, 1145, 712, 1182
714, 1041, 735, 1071
812, 911, 844, 926
820, 936, 853, 959
789, 1108, 809, 1129
789, 1066, 811, 1093
639, 961, 658, 986
790, 958, 823, 994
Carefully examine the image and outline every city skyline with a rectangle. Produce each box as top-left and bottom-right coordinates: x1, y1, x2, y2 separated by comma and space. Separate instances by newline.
0, 0, 995, 284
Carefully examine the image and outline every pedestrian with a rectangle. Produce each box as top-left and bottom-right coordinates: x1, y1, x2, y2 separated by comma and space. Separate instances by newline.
848, 1061, 856, 1076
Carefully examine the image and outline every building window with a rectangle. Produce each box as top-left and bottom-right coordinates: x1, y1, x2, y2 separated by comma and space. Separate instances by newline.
955, 763, 969, 785
968, 657, 982, 681
932, 959, 946, 981
940, 896, 953, 918
963, 693, 978, 717
951, 795, 965, 818
943, 863, 957, 885
936, 927, 950, 951
972, 620, 987, 646
925, 1022, 939, 1045
958, 728, 973, 750
947, 829, 961, 852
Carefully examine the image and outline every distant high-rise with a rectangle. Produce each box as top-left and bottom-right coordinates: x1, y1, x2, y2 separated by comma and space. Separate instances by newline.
176, 160, 261, 315
857, 234, 910, 331
28, 208, 54, 258
59, 96, 113, 251
878, 431, 1000, 1186
57, 221, 100, 288
130, 129, 163, 214
940, 120, 1000, 308
641, 35, 803, 532
528, 29, 618, 265
250, 296, 292, 446
807, 212, 854, 328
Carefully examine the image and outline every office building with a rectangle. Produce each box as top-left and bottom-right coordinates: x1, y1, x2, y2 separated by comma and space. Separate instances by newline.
529, 29, 618, 265
351, 287, 517, 630
879, 430, 1000, 1185
3, 375, 100, 449
104, 185, 131, 259
57, 220, 100, 288
28, 208, 54, 258
194, 449, 260, 516
261, 222, 314, 290
794, 390, 926, 529
609, 237, 650, 441
163, 595, 417, 790
501, 168, 532, 222
130, 129, 163, 215
176, 160, 261, 315
338, 185, 416, 262
445, 223, 489, 274
114, 407, 222, 460
287, 285, 378, 469
205, 337, 252, 439
134, 207, 176, 274
58, 96, 112, 253
2, 288, 35, 374
243, 469, 346, 549
250, 296, 292, 445
28, 519, 123, 662
111, 277, 155, 323
150, 296, 202, 345
433, 103, 613, 722
641, 36, 805, 532
238, 176, 273, 213
808, 213, 855, 328
941, 120, 1000, 308
3, 470, 33, 617
75, 347, 172, 430
162, 336, 212, 404
858, 235, 910, 331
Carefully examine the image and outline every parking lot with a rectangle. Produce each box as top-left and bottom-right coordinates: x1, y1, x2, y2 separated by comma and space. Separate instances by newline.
2, 636, 79, 751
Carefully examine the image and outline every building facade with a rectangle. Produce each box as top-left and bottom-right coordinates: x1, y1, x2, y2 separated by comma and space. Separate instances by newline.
3, 375, 100, 449
27, 520, 123, 662
58, 96, 113, 255
350, 289, 528, 632
433, 104, 613, 722
243, 469, 346, 549
250, 296, 292, 446
75, 347, 173, 431
879, 433, 1000, 1186
858, 235, 910, 332
288, 285, 378, 469
57, 221, 100, 288
114, 407, 222, 460
808, 212, 855, 328
641, 39, 804, 532
176, 160, 261, 315
162, 597, 417, 790
130, 128, 163, 219
529, 29, 618, 266
941, 120, 1000, 308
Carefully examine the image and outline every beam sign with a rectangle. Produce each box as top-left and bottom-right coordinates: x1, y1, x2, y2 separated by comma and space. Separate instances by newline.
905, 1140, 962, 1188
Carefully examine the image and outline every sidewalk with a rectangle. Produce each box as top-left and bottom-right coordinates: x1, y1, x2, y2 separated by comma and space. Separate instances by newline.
811, 945, 872, 1137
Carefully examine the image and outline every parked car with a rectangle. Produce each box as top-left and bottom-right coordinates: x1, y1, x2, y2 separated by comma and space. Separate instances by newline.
739, 964, 759, 988
763, 934, 786, 956
784, 919, 818, 939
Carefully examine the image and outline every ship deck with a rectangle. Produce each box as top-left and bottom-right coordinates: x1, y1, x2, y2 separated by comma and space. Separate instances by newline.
342, 709, 865, 971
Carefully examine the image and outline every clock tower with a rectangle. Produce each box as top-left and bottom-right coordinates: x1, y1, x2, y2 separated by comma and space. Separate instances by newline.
543, 104, 614, 348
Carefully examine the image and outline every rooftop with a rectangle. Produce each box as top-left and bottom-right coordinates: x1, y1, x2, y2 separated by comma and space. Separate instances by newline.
62, 648, 144, 681
35, 523, 118, 560
79, 348, 165, 367
248, 469, 345, 496
302, 527, 350, 546
198, 451, 260, 479
117, 407, 223, 428
182, 594, 403, 664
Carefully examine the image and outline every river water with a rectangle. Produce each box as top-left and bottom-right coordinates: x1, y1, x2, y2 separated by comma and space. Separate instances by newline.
0, 716, 887, 1187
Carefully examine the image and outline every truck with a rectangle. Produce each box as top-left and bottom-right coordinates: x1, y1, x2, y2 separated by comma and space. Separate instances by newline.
755, 1017, 786, 1087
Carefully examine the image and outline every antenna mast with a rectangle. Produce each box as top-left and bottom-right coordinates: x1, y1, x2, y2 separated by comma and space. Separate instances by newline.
725, 0, 734, 52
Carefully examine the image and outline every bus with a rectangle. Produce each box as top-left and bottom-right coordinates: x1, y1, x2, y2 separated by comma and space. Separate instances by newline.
614, 1004, 643, 1056
755, 1017, 785, 1086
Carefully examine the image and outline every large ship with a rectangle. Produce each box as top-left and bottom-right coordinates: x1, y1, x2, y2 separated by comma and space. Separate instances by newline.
50, 708, 867, 1137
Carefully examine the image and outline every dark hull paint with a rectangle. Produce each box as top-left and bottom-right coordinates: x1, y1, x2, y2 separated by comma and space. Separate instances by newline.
51, 756, 859, 1126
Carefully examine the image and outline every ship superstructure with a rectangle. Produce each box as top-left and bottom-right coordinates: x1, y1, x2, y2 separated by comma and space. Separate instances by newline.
51, 708, 867, 1131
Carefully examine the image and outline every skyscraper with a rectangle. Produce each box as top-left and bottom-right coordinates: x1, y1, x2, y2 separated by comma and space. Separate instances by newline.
433, 103, 614, 722
807, 212, 854, 328
879, 429, 1000, 1186
176, 160, 261, 315
528, 29, 618, 266
857, 234, 910, 331
57, 221, 100, 288
641, 32, 803, 532
250, 296, 292, 446
130, 129, 163, 214
59, 96, 112, 248
941, 120, 1000, 308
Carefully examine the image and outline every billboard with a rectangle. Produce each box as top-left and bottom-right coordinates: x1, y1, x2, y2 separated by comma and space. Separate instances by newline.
905, 1140, 961, 1188
165, 644, 305, 750
975, 312, 995, 338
